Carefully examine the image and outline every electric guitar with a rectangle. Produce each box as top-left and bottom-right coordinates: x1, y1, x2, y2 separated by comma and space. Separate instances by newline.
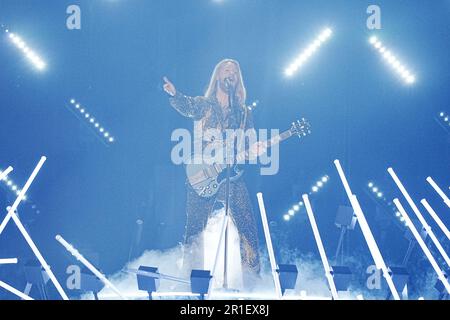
186, 118, 312, 197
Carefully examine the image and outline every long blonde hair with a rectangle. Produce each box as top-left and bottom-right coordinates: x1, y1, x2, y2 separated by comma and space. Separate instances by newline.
204, 59, 247, 106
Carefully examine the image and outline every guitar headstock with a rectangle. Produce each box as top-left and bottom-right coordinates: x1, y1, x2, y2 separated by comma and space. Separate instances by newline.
290, 118, 312, 138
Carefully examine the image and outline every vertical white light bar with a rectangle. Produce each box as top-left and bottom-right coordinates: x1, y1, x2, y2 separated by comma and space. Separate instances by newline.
208, 214, 229, 298
426, 177, 450, 208
302, 194, 339, 300
257, 192, 283, 299
393, 199, 450, 294
421, 199, 450, 240
388, 168, 450, 267
334, 159, 400, 300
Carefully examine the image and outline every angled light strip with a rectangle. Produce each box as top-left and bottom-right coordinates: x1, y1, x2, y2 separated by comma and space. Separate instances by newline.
283, 175, 329, 221
334, 159, 400, 300
388, 168, 450, 267
367, 181, 384, 199
436, 111, 450, 130
285, 28, 333, 77
311, 175, 330, 193
367, 181, 406, 226
302, 194, 339, 300
257, 192, 283, 299
0, 170, 28, 201
0, 157, 69, 300
369, 36, 415, 84
393, 199, 450, 294
5, 30, 46, 71
69, 99, 115, 144
56, 234, 125, 300
421, 199, 450, 240
426, 176, 450, 208
0, 280, 33, 300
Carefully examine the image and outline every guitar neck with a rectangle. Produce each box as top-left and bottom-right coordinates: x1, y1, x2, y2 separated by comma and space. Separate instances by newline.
266, 129, 294, 147
234, 129, 293, 163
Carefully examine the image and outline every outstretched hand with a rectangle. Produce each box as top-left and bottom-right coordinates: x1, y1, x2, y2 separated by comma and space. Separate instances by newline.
163, 76, 177, 96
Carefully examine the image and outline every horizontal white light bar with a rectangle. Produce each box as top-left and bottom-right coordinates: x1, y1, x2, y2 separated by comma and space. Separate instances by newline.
369, 36, 415, 84
285, 28, 333, 77
6, 30, 46, 71
0, 258, 18, 265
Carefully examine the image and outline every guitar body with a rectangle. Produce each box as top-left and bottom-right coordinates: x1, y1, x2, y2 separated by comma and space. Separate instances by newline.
185, 118, 311, 198
186, 157, 243, 198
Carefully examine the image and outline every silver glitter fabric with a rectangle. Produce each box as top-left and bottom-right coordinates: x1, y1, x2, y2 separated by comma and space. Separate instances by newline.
169, 92, 261, 274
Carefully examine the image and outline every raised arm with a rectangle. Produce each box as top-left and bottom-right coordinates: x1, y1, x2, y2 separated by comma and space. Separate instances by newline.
163, 76, 210, 120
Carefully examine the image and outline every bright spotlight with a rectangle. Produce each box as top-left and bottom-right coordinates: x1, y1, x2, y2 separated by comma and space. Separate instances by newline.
70, 99, 75, 104
395, 211, 401, 217
372, 187, 378, 193
312, 186, 319, 192
293, 205, 300, 211
368, 182, 374, 188
317, 181, 323, 188
285, 28, 333, 77
377, 192, 383, 198
321, 176, 328, 183
288, 209, 295, 216
439, 112, 444, 117
283, 214, 290, 221
369, 36, 416, 85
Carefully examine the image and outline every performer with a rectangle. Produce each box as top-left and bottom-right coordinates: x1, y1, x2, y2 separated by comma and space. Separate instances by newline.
163, 59, 265, 285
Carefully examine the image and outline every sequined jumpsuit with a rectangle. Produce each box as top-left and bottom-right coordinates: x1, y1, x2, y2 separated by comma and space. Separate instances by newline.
169, 91, 261, 274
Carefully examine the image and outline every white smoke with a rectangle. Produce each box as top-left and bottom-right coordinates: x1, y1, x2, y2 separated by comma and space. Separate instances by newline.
86, 208, 440, 300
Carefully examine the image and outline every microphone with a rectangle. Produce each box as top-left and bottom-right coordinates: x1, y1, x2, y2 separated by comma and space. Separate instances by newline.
224, 77, 234, 91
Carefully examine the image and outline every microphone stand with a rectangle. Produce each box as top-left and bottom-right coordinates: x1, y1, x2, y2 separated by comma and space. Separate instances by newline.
223, 84, 233, 290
